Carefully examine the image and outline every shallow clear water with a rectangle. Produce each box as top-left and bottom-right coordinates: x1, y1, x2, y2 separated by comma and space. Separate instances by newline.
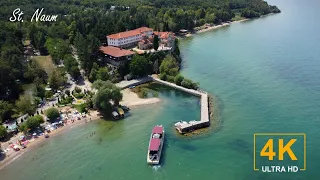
1, 0, 320, 179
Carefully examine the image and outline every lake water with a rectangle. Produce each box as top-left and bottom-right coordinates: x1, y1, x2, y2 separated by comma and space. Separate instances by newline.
1, 0, 320, 179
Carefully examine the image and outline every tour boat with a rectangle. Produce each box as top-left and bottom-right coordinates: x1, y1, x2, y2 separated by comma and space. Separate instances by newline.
147, 125, 164, 165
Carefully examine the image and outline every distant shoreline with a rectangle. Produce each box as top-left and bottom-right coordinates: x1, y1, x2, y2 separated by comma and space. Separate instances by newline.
181, 19, 249, 38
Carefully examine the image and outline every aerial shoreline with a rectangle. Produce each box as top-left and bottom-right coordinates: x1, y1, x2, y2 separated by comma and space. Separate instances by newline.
0, 89, 161, 171
180, 18, 249, 38
0, 18, 249, 169
0, 16, 264, 172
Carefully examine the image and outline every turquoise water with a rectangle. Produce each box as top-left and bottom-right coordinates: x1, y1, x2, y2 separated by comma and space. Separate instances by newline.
1, 0, 320, 179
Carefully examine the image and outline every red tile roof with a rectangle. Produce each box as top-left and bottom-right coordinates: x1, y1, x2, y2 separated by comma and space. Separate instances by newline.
149, 138, 160, 151
107, 27, 153, 39
135, 27, 153, 32
154, 31, 175, 39
152, 126, 163, 134
154, 31, 166, 36
99, 46, 135, 57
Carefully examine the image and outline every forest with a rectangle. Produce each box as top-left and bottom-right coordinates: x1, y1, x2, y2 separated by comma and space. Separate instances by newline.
0, 0, 280, 123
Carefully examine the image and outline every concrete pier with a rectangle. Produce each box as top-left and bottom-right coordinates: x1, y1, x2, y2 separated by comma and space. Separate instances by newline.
115, 76, 153, 89
152, 78, 210, 133
116, 76, 210, 133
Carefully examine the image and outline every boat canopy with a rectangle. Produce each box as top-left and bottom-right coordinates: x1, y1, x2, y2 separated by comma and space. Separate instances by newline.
152, 126, 163, 134
149, 138, 161, 151
112, 111, 119, 116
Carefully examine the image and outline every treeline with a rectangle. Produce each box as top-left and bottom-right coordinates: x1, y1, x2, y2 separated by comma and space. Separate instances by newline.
0, 0, 280, 122
0, 0, 280, 75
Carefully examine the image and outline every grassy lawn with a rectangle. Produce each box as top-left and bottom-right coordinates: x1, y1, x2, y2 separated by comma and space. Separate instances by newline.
33, 56, 56, 75
131, 83, 159, 98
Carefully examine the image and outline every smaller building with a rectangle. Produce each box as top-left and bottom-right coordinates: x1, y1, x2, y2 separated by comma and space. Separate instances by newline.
153, 31, 176, 49
138, 34, 153, 50
99, 46, 135, 70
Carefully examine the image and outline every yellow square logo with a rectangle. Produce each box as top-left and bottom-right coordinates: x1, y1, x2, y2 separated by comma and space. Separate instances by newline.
254, 133, 306, 172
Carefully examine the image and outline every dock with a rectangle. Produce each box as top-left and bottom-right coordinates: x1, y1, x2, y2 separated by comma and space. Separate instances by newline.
152, 78, 210, 134
116, 76, 210, 133
115, 76, 153, 89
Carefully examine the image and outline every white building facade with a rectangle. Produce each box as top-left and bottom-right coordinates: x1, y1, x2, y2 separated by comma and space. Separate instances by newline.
107, 27, 153, 48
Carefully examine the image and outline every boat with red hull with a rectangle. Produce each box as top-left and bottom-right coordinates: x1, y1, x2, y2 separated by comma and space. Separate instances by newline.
147, 125, 164, 165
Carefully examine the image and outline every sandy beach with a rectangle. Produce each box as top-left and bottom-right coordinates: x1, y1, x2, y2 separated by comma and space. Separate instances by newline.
182, 19, 249, 37
0, 110, 102, 171
0, 90, 159, 170
120, 89, 161, 108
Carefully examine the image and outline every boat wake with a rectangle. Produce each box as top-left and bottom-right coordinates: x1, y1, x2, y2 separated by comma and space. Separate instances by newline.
152, 165, 161, 171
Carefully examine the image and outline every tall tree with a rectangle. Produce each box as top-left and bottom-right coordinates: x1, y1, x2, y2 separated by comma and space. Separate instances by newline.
129, 55, 149, 76
92, 80, 122, 115
0, 101, 14, 123
49, 70, 65, 90
15, 93, 36, 115
153, 35, 159, 51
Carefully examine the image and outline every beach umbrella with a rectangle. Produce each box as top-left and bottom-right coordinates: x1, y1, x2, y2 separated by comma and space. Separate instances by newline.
33, 133, 37, 136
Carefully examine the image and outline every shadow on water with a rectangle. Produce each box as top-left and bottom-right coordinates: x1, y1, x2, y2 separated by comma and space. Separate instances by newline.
158, 137, 169, 167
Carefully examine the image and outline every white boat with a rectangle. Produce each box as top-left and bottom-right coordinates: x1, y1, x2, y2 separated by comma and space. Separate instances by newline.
147, 125, 164, 165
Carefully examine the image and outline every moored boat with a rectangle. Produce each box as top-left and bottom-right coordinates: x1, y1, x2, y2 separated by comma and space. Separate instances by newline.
147, 125, 164, 165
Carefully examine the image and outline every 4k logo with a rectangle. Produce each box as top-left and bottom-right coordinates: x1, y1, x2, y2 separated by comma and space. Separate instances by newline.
260, 139, 297, 160
254, 133, 306, 172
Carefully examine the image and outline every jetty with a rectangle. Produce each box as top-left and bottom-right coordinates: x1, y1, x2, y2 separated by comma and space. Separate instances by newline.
152, 78, 210, 134
115, 76, 153, 89
116, 76, 210, 134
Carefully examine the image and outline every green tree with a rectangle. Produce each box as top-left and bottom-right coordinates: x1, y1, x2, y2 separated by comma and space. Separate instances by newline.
19, 115, 44, 132
64, 54, 80, 79
49, 70, 65, 90
0, 125, 8, 139
181, 78, 199, 90
79, 104, 88, 113
97, 67, 110, 81
129, 55, 149, 76
46, 108, 60, 122
45, 38, 70, 64
65, 90, 70, 96
45, 91, 54, 99
92, 80, 123, 115
15, 94, 36, 115
89, 62, 99, 82
0, 101, 14, 123
174, 74, 184, 86
153, 35, 159, 51
159, 55, 179, 77
70, 66, 81, 79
